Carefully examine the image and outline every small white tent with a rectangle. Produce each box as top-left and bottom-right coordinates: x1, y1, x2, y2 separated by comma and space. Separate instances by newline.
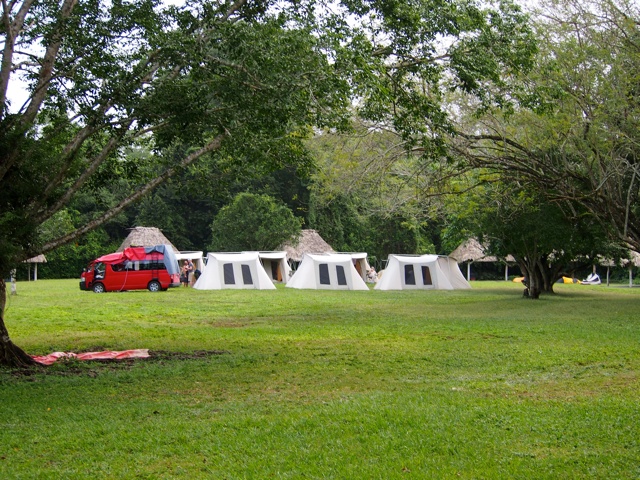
286, 253, 370, 290
375, 254, 471, 290
253, 251, 291, 284
194, 252, 276, 290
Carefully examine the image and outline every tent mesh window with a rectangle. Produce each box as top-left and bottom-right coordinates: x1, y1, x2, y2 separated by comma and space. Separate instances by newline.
336, 265, 347, 286
241, 264, 253, 285
223, 263, 235, 284
319, 264, 330, 285
404, 265, 416, 285
422, 266, 433, 286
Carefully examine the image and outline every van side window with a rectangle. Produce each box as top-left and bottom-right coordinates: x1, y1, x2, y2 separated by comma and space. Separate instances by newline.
112, 263, 126, 272
123, 260, 166, 271
142, 260, 166, 271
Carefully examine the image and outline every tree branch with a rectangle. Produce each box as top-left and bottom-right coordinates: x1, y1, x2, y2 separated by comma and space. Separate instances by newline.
0, 0, 78, 184
223, 0, 248, 21
20, 0, 77, 127
0, 0, 35, 118
34, 119, 135, 225
40, 134, 226, 253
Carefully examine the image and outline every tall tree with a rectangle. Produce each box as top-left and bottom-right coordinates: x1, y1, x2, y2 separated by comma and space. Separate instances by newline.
446, 178, 619, 298
453, 0, 640, 254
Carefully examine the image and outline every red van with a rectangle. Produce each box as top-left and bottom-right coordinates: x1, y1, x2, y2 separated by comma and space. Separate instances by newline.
80, 244, 180, 293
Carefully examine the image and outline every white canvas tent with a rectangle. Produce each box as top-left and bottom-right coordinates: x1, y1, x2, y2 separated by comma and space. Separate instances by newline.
286, 253, 369, 290
251, 251, 291, 284
194, 252, 276, 290
341, 252, 371, 282
375, 254, 471, 290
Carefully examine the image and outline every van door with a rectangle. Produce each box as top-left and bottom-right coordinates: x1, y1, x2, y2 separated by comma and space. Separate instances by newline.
107, 262, 130, 291
125, 260, 148, 290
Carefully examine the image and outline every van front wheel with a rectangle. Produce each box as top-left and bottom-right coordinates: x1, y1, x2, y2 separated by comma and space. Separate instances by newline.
148, 280, 162, 292
93, 283, 106, 293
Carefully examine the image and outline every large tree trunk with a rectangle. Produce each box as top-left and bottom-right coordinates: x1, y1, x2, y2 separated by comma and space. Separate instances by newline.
518, 259, 542, 299
0, 279, 36, 367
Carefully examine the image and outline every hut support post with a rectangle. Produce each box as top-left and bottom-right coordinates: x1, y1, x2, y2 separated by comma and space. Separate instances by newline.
504, 264, 508, 281
607, 267, 610, 287
467, 262, 471, 282
630, 266, 633, 288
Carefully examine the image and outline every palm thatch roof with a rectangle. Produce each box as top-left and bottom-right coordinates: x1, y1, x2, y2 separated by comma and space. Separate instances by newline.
599, 250, 640, 268
449, 238, 515, 263
117, 226, 179, 252
279, 229, 334, 262
24, 254, 47, 263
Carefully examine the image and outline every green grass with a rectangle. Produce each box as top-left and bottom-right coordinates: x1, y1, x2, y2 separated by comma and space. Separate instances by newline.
1, 280, 639, 479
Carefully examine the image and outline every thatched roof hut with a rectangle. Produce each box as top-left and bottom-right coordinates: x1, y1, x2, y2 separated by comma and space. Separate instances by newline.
449, 238, 498, 263
24, 254, 47, 281
598, 250, 640, 287
118, 226, 179, 252
279, 229, 334, 262
449, 238, 515, 281
450, 238, 515, 263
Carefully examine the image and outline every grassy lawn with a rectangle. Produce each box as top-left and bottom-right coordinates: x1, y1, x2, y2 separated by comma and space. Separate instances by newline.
1, 279, 639, 479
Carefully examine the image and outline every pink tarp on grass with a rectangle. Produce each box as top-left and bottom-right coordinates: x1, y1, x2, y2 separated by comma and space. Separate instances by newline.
32, 349, 150, 365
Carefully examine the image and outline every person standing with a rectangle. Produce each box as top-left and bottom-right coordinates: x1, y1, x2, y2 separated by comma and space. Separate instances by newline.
181, 261, 190, 287
187, 259, 195, 286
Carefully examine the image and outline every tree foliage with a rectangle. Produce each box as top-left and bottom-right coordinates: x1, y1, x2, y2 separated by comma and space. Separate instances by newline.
447, 178, 619, 298
453, 0, 640, 253
209, 193, 302, 252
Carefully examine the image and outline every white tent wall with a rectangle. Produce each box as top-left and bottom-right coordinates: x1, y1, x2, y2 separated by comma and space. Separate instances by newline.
375, 255, 471, 290
248, 251, 291, 284
286, 254, 369, 290
339, 252, 370, 282
194, 252, 276, 290
437, 256, 472, 289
